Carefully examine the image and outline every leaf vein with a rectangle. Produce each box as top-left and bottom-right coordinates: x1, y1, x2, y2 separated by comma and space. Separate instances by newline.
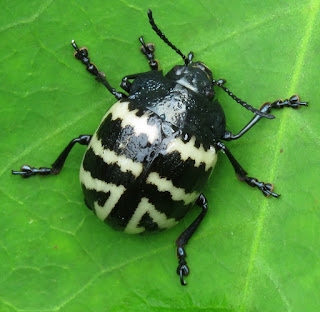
239, 1, 320, 310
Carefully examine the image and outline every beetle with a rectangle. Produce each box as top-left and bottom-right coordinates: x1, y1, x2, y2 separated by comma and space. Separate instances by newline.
12, 9, 307, 285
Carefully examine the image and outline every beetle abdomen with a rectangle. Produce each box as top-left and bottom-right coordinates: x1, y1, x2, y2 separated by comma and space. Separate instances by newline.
80, 101, 218, 233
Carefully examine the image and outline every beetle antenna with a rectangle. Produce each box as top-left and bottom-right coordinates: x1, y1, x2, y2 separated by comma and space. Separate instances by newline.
147, 9, 190, 65
213, 79, 275, 119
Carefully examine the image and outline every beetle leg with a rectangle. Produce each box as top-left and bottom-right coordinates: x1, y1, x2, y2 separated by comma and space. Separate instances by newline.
120, 74, 140, 93
216, 142, 280, 198
222, 95, 308, 141
120, 72, 160, 93
139, 36, 159, 70
12, 135, 92, 178
71, 40, 127, 100
176, 194, 208, 285
119, 36, 159, 93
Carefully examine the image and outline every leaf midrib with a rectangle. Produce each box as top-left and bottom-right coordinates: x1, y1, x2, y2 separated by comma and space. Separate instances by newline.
239, 0, 319, 310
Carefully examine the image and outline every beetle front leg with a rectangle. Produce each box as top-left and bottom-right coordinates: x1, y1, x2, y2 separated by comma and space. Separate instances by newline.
120, 74, 140, 93
139, 36, 159, 70
176, 194, 208, 285
216, 141, 280, 198
71, 40, 126, 100
12, 135, 92, 178
222, 95, 308, 141
119, 72, 153, 93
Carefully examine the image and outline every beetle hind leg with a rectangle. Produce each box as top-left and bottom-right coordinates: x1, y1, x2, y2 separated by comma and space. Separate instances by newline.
176, 194, 208, 285
139, 36, 159, 70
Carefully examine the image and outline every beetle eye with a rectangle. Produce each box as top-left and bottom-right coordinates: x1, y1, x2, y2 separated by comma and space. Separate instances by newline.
206, 89, 215, 99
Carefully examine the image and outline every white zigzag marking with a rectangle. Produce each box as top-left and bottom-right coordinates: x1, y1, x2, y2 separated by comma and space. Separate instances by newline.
80, 166, 125, 220
124, 197, 177, 234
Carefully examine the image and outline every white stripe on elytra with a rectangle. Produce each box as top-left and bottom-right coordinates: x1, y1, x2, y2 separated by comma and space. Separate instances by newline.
101, 101, 159, 144
89, 134, 143, 178
124, 197, 177, 234
146, 172, 199, 205
166, 136, 217, 171
79, 166, 125, 221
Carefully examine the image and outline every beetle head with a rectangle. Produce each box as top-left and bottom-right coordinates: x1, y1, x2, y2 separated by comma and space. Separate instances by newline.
166, 62, 215, 99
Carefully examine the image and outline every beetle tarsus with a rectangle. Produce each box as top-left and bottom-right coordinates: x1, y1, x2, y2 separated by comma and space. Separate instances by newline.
139, 36, 159, 70
263, 95, 309, 110
242, 177, 280, 198
12, 165, 51, 178
177, 262, 189, 286
176, 246, 189, 286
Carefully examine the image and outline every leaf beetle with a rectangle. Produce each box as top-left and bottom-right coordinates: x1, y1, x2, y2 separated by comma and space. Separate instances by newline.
12, 9, 308, 285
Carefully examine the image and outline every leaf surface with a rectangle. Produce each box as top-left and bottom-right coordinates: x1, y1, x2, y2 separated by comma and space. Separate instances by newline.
1, 1, 319, 311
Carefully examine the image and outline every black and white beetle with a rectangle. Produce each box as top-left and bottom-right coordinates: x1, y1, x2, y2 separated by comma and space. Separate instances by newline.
12, 10, 308, 285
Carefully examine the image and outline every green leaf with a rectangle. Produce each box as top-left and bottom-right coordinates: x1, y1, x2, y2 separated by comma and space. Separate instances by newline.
1, 0, 319, 311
